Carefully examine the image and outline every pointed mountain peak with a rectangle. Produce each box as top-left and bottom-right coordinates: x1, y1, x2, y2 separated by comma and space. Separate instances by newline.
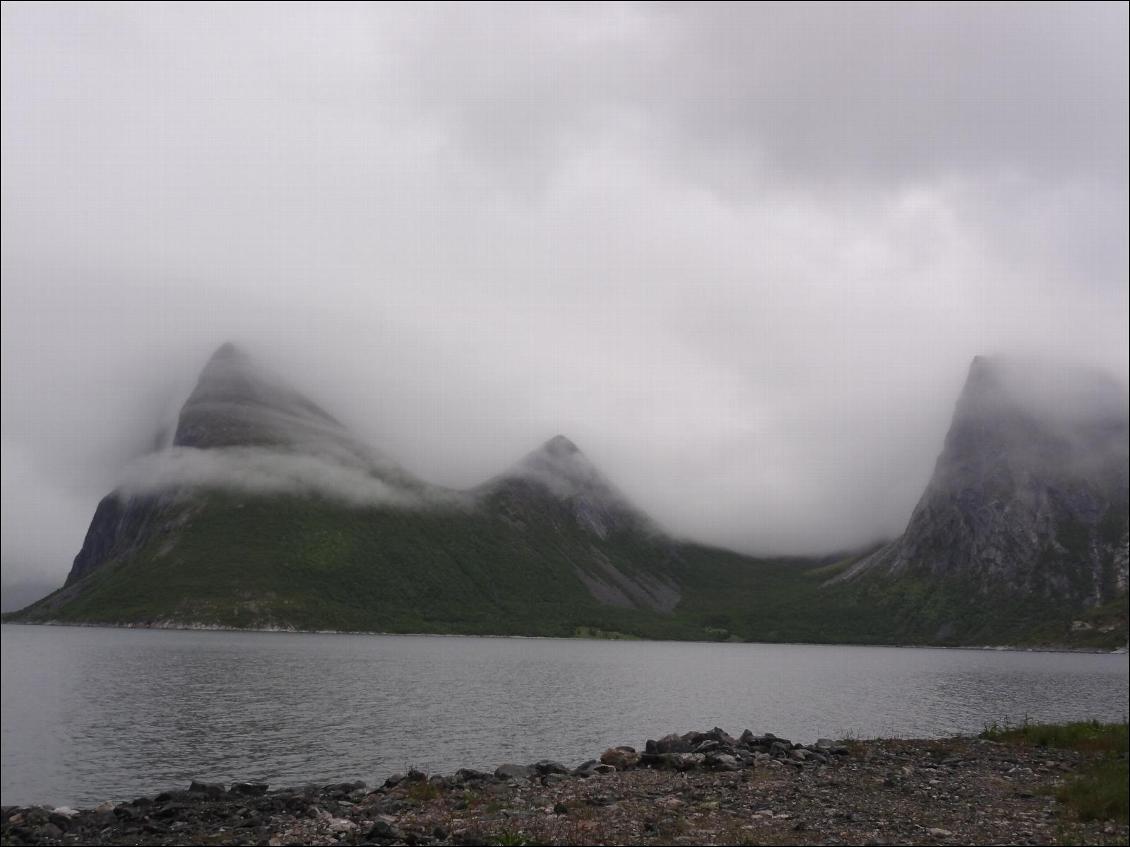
964, 353, 994, 382
958, 353, 1023, 397
481, 434, 593, 490
169, 345, 422, 487
954, 354, 1127, 427
201, 341, 254, 374
540, 434, 581, 456
179, 344, 289, 423
952, 354, 1005, 414
928, 353, 1128, 498
513, 434, 601, 484
210, 341, 245, 362
174, 344, 342, 449
191, 342, 261, 400
478, 434, 660, 538
833, 355, 1128, 588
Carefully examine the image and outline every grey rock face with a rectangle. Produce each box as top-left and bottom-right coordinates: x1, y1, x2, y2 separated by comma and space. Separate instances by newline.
65, 493, 169, 587
839, 356, 1129, 609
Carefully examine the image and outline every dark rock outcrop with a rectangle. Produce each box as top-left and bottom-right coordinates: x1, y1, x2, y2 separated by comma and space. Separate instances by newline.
65, 494, 167, 587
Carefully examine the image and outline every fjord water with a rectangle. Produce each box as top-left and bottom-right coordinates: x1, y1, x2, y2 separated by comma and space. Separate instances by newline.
2, 625, 1127, 807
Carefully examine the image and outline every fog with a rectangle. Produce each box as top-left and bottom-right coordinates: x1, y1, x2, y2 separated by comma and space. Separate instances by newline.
963, 356, 1130, 428
2, 3, 1128, 594
116, 448, 426, 508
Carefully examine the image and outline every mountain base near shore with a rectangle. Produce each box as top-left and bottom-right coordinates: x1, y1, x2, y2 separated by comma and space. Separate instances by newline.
6, 347, 1127, 650
3, 722, 1125, 846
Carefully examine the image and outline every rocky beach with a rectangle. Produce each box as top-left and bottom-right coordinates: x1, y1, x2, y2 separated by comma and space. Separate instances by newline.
3, 727, 1127, 846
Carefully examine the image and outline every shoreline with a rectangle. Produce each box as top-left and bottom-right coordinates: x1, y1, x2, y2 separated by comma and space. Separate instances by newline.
2, 728, 1126, 846
2, 619, 1124, 656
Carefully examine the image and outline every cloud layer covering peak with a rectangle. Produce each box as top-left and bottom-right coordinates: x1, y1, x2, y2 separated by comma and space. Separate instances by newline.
2, 2, 1127, 591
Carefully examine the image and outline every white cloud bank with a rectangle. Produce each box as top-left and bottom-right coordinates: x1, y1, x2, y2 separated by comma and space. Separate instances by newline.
2, 3, 1126, 585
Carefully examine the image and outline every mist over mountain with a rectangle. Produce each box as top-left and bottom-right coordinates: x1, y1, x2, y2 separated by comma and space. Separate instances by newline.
841, 357, 1128, 590
13, 345, 695, 634
8, 345, 1126, 649
476, 434, 662, 540
113, 344, 442, 511
3, 4, 1127, 595
831, 356, 1128, 644
172, 343, 426, 487
3, 9, 1129, 827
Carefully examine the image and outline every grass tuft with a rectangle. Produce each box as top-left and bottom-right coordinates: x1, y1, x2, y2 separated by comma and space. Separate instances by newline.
980, 718, 1127, 754
981, 718, 1128, 823
1057, 757, 1129, 823
404, 780, 443, 803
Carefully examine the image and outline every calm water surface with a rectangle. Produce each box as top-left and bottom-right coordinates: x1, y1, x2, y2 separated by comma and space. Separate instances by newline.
2, 624, 1127, 806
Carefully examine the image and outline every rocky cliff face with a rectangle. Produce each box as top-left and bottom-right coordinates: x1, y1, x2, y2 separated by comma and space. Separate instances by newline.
64, 493, 167, 587
839, 356, 1129, 609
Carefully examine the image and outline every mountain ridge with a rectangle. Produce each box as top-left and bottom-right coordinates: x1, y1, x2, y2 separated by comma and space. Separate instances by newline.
826, 355, 1128, 646
838, 356, 1128, 594
8, 345, 1128, 649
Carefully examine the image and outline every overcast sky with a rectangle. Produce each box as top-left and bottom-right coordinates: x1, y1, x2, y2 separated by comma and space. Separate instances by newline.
2, 2, 1128, 591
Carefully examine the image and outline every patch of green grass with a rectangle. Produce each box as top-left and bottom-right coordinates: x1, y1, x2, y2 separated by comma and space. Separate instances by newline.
404, 780, 443, 803
980, 718, 1128, 754
11, 483, 1126, 650
981, 719, 1129, 824
1057, 757, 1129, 823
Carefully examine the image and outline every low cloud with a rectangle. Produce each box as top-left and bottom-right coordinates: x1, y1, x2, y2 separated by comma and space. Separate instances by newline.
2, 3, 1127, 586
114, 447, 443, 509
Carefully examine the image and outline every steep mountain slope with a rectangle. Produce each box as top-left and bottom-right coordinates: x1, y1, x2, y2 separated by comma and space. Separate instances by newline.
10, 347, 1127, 647
474, 435, 682, 613
12, 345, 720, 636
173, 342, 422, 486
63, 343, 427, 588
832, 356, 1129, 647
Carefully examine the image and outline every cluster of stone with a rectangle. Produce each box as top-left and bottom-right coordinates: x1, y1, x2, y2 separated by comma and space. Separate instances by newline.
598, 726, 849, 773
0, 728, 852, 845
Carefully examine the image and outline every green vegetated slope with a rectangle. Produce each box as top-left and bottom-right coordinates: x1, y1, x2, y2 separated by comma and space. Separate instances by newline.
673, 548, 1128, 649
7, 487, 836, 641
819, 560, 1128, 650
18, 489, 1122, 648
19, 490, 667, 637
8, 346, 1129, 648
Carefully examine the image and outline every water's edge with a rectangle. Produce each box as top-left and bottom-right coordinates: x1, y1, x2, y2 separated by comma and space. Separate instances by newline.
6, 624, 1126, 809
3, 731, 1126, 847
5, 618, 1124, 655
